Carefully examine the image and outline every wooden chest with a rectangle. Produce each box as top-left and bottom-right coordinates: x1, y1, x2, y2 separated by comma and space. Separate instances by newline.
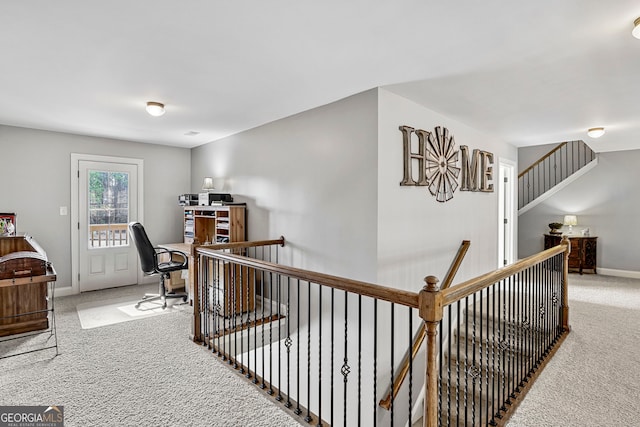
0, 235, 56, 337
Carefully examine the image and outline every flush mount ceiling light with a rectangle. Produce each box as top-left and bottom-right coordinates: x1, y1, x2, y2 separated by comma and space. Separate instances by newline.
587, 127, 605, 138
633, 17, 640, 39
146, 101, 165, 117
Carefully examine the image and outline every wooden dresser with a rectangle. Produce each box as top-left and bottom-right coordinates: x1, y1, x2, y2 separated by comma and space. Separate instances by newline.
544, 234, 597, 274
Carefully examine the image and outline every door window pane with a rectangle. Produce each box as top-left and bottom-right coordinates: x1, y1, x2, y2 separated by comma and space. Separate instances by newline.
88, 170, 130, 248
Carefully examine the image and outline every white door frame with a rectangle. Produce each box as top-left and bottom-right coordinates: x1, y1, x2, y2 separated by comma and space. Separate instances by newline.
68, 153, 144, 296
498, 158, 516, 267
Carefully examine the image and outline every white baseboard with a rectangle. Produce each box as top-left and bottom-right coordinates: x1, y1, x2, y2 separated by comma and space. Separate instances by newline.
597, 268, 640, 279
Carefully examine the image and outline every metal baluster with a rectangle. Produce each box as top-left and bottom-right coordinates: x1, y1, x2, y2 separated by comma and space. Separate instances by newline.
332, 288, 335, 426
390, 303, 395, 426
239, 265, 245, 373
464, 296, 469, 426
372, 299, 377, 427
343, 292, 350, 427
456, 300, 461, 423
252, 262, 259, 385
295, 279, 302, 415
472, 293, 477, 426
285, 276, 292, 408
202, 256, 208, 350
305, 282, 312, 423
358, 295, 362, 426
482, 288, 489, 426
489, 282, 498, 426
507, 274, 515, 403
483, 288, 490, 425
409, 308, 413, 427
246, 264, 253, 379
437, 318, 442, 426
268, 270, 274, 395
447, 304, 452, 426
518, 270, 524, 392
232, 263, 238, 369
316, 284, 322, 426
277, 272, 283, 401
260, 269, 266, 389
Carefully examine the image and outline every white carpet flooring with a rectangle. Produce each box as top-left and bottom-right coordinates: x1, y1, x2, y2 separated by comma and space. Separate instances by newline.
76, 295, 188, 329
0, 283, 301, 427
1, 275, 638, 426
507, 274, 640, 426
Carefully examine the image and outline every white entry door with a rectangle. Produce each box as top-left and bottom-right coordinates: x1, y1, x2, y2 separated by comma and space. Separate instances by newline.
78, 160, 139, 291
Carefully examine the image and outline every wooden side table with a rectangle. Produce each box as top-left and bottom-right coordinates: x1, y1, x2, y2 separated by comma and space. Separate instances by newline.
544, 234, 597, 274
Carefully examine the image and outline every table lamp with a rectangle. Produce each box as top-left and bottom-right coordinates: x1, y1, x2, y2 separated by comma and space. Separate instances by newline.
564, 215, 577, 234
202, 177, 215, 192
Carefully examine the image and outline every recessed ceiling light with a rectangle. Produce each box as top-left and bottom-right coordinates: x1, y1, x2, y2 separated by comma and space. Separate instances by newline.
633, 17, 640, 39
587, 127, 605, 138
146, 101, 165, 117
184, 131, 200, 136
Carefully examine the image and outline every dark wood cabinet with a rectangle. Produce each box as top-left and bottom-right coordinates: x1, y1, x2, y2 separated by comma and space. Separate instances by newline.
544, 234, 597, 274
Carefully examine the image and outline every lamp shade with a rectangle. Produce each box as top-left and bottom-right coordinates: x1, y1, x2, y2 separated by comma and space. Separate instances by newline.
202, 177, 215, 191
563, 215, 577, 226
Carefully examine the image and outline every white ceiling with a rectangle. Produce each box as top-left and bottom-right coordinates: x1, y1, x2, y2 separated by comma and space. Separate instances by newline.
2, 1, 639, 153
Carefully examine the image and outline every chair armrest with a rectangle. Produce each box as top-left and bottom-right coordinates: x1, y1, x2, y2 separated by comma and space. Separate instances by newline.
153, 247, 188, 268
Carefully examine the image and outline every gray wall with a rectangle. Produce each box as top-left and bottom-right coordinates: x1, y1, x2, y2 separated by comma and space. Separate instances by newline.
518, 142, 558, 174
0, 125, 191, 288
377, 89, 519, 289
518, 148, 640, 274
191, 89, 379, 281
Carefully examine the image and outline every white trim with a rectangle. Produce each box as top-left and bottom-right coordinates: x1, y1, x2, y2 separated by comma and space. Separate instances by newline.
596, 268, 640, 279
518, 158, 598, 216
70, 153, 144, 295
498, 158, 517, 267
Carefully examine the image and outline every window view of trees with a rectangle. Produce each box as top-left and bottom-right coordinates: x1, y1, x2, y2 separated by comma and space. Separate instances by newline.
88, 171, 129, 247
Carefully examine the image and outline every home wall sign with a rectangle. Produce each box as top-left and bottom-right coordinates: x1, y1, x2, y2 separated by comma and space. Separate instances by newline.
399, 125, 494, 203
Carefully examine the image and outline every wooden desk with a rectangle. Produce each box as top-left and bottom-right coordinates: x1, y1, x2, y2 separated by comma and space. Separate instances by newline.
161, 243, 255, 315
158, 243, 193, 298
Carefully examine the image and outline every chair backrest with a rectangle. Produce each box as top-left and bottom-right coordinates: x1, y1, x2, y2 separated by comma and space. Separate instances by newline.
128, 222, 157, 275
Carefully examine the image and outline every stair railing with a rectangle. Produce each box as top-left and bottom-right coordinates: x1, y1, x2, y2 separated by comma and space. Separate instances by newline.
518, 140, 596, 209
190, 237, 570, 426
192, 238, 424, 426
378, 240, 470, 410
420, 237, 571, 426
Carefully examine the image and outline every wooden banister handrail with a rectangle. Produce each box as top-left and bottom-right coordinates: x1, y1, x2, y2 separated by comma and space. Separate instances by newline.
440, 240, 470, 291
379, 240, 471, 410
196, 246, 420, 308
518, 141, 568, 179
193, 237, 285, 253
442, 243, 567, 307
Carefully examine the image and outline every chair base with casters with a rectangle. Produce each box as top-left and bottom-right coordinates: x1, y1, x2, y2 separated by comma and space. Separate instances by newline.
136, 272, 188, 309
128, 221, 189, 310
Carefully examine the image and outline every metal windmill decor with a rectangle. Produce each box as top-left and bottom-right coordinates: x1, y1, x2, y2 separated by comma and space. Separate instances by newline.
426, 126, 460, 202
399, 125, 494, 202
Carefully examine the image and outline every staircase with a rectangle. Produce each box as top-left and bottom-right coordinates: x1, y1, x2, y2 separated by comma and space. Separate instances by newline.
518, 140, 597, 214
412, 266, 568, 427
437, 309, 545, 426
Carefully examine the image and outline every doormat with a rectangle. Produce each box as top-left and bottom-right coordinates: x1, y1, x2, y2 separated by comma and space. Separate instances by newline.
76, 296, 187, 329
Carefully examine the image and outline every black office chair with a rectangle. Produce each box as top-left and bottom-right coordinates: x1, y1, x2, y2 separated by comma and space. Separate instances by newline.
128, 222, 188, 309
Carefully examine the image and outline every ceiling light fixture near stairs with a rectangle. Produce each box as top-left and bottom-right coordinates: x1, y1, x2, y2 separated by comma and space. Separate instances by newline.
146, 101, 165, 117
633, 17, 640, 39
587, 127, 605, 138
